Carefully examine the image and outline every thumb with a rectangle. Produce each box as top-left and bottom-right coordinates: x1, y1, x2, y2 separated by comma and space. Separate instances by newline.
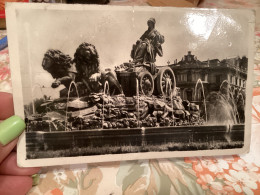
0, 92, 14, 120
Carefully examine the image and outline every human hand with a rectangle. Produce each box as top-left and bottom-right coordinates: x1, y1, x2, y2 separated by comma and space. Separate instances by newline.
0, 92, 41, 195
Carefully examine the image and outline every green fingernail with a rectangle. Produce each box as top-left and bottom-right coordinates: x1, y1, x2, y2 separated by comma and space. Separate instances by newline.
0, 116, 25, 145
32, 174, 40, 186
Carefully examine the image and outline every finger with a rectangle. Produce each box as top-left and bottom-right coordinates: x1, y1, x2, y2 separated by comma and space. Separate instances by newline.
0, 175, 33, 195
0, 138, 18, 163
0, 92, 14, 120
0, 152, 41, 175
0, 116, 25, 146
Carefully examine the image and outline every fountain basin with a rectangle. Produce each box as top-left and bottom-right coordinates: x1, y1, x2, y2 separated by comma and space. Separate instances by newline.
26, 124, 244, 159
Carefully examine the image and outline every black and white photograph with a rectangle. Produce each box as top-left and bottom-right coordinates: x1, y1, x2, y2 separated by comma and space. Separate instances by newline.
6, 3, 254, 166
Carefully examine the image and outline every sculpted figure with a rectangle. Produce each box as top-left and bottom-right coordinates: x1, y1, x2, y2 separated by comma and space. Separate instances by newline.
42, 43, 123, 97
42, 49, 76, 89
74, 42, 123, 95
131, 18, 165, 64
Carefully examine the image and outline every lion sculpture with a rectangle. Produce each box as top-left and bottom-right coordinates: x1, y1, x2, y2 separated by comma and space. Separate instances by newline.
42, 49, 76, 90
73, 42, 123, 95
42, 43, 122, 97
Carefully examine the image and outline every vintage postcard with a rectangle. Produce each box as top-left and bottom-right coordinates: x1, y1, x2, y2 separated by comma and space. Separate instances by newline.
6, 3, 255, 167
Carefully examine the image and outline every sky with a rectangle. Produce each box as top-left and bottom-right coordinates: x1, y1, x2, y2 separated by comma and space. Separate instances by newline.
12, 5, 252, 104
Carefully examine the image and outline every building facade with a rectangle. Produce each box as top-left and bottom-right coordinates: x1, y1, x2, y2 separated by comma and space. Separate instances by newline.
169, 51, 248, 102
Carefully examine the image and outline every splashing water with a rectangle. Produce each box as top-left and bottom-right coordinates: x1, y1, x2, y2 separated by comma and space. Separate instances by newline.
136, 78, 140, 127
49, 121, 58, 132
206, 80, 243, 125
102, 81, 110, 129
219, 80, 240, 124
206, 91, 237, 125
170, 89, 175, 121
194, 79, 207, 122
32, 84, 44, 115
32, 84, 54, 132
219, 80, 230, 96
65, 81, 80, 131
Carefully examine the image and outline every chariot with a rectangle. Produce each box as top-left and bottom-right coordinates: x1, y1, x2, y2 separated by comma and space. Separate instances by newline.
115, 62, 176, 98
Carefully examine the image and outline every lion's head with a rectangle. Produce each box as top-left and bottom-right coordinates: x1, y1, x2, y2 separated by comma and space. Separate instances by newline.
74, 43, 100, 79
42, 49, 73, 79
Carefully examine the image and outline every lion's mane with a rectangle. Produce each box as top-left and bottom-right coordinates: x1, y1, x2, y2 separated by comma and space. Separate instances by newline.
43, 49, 73, 79
74, 42, 100, 79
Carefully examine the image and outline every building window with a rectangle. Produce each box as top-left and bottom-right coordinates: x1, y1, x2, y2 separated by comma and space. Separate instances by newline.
216, 75, 221, 84
183, 88, 193, 101
201, 73, 205, 81
201, 73, 208, 82
187, 72, 192, 82
192, 73, 201, 82
181, 74, 187, 82
231, 76, 236, 85
242, 79, 245, 87
205, 74, 208, 82
196, 73, 200, 81
176, 75, 180, 82
192, 73, 195, 82
195, 88, 204, 101
178, 74, 187, 82
186, 90, 193, 101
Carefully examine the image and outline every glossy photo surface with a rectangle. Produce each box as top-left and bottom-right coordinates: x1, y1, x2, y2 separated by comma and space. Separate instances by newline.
5, 3, 255, 166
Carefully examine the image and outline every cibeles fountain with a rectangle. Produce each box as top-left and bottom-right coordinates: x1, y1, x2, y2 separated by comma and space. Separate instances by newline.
30, 73, 244, 131
25, 70, 245, 158
24, 40, 246, 156
29, 57, 245, 133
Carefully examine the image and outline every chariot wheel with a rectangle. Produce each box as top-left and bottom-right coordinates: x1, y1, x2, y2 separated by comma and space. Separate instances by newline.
138, 71, 154, 96
156, 67, 176, 98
